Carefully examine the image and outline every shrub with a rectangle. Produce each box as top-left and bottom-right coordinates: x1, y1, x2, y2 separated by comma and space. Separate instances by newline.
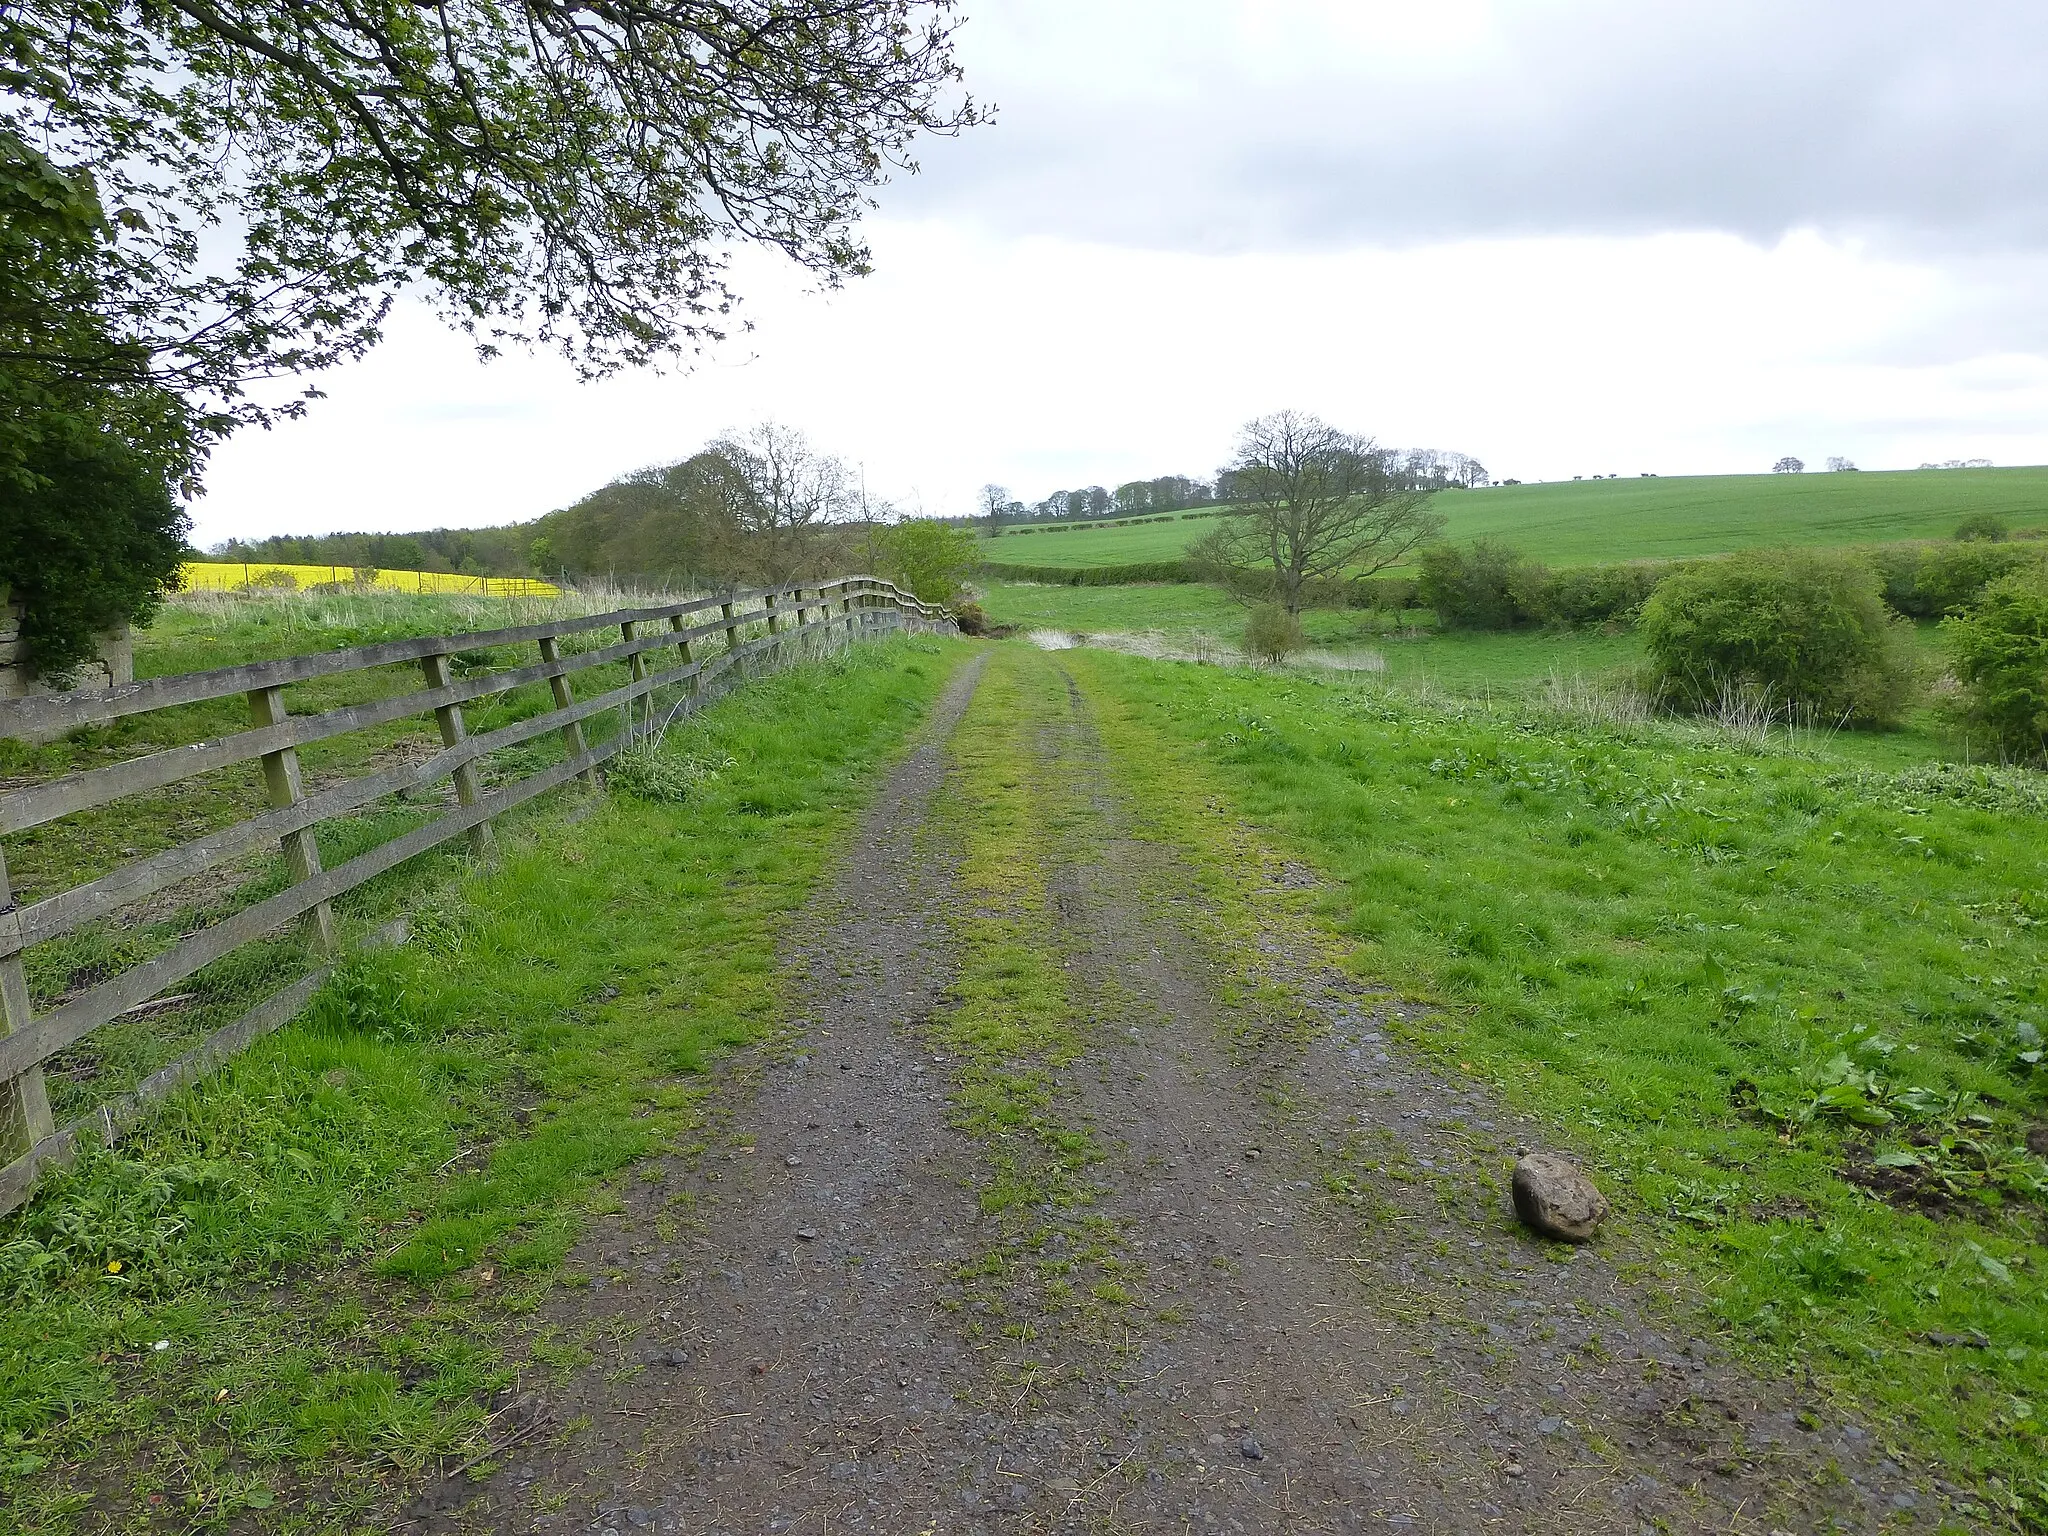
1955, 512, 2010, 543
1639, 549, 1916, 725
1242, 603, 1305, 666
1416, 540, 1543, 629
1943, 566, 2048, 759
878, 520, 979, 605
1533, 561, 1670, 628
1872, 540, 2046, 618
951, 600, 989, 635
1347, 576, 1420, 613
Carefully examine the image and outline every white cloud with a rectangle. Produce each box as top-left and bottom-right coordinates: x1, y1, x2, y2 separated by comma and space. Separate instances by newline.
904, 0, 2048, 253
191, 0, 2048, 545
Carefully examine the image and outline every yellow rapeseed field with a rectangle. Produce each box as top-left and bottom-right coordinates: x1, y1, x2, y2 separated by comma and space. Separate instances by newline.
180, 562, 560, 598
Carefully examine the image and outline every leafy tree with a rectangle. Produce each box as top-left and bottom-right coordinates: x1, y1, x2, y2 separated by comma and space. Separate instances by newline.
3, 130, 191, 677
1191, 411, 1444, 613
0, 429, 190, 684
1772, 456, 1806, 474
1945, 567, 2048, 759
534, 452, 749, 585
1640, 549, 1915, 725
877, 519, 977, 606
3, 1, 981, 454
4, 1, 977, 670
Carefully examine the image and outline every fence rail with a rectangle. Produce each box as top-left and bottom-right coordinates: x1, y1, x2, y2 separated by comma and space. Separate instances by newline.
0, 576, 952, 1215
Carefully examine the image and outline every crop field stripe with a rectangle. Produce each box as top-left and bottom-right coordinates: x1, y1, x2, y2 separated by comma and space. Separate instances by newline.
180, 563, 564, 598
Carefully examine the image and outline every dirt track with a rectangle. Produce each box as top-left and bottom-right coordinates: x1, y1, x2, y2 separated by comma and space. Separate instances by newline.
434, 648, 1948, 1535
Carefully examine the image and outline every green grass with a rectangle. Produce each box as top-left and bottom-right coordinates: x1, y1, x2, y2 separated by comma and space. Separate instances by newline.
136, 586, 623, 676
1064, 644, 2048, 1527
920, 651, 1159, 1365
0, 636, 969, 1532
982, 467, 2048, 571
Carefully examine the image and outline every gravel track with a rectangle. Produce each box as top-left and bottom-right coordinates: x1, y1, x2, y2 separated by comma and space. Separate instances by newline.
434, 648, 1952, 1536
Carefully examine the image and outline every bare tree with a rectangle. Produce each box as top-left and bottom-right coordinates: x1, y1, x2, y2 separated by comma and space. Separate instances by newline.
1191, 411, 1446, 613
979, 483, 1012, 534
1446, 453, 1491, 489
709, 422, 853, 583
1826, 456, 1858, 472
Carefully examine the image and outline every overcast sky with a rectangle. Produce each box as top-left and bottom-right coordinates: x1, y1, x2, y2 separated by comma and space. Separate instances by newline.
194, 0, 2048, 546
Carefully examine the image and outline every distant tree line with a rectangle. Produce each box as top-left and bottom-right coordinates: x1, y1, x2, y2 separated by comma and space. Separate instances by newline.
534, 425, 980, 607
980, 449, 1487, 534
209, 422, 980, 611
212, 527, 537, 578
974, 478, 1214, 530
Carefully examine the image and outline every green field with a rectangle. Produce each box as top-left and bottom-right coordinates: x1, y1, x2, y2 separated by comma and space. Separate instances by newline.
982, 467, 2048, 570
984, 511, 1223, 567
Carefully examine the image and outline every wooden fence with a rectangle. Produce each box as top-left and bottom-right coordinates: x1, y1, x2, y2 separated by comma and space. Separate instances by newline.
0, 576, 952, 1215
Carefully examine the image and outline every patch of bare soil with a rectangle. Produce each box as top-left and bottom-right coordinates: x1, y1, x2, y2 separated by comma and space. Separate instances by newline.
431, 653, 1959, 1535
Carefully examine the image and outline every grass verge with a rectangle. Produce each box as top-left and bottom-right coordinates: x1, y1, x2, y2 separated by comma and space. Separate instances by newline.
1062, 645, 2048, 1529
921, 649, 1139, 1362
0, 636, 969, 1533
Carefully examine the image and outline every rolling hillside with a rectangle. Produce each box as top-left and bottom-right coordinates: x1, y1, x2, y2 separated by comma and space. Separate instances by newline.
981, 466, 2048, 570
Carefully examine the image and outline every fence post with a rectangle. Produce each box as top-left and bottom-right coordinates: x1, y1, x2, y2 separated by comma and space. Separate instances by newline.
420, 652, 495, 855
247, 685, 338, 951
538, 635, 594, 784
668, 615, 698, 709
763, 591, 780, 637
620, 619, 649, 742
721, 600, 741, 655
0, 845, 55, 1168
